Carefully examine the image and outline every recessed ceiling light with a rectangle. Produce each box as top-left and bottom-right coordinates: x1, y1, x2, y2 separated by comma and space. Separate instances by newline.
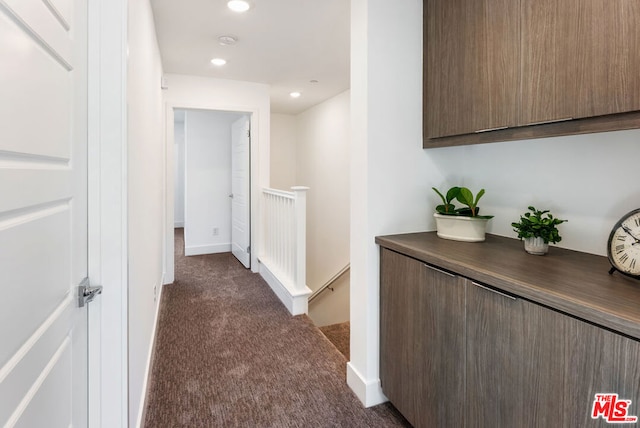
290, 92, 302, 98
227, 1, 250, 12
218, 35, 238, 46
211, 58, 227, 66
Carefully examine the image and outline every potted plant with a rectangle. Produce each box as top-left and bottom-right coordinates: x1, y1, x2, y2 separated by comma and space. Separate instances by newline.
432, 186, 494, 242
511, 206, 567, 255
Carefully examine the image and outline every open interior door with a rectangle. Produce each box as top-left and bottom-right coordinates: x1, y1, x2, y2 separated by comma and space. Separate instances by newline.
0, 0, 91, 426
230, 116, 251, 268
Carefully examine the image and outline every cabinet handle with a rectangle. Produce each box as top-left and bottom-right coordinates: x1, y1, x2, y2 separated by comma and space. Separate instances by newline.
471, 281, 516, 301
474, 126, 509, 133
424, 264, 456, 278
524, 117, 573, 127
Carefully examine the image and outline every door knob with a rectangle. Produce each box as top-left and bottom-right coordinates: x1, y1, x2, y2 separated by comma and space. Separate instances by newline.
78, 278, 103, 307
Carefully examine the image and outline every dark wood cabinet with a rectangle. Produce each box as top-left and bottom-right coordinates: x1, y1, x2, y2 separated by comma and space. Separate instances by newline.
378, 233, 640, 427
570, 0, 640, 119
424, 0, 640, 147
380, 248, 465, 427
465, 280, 568, 427
520, 0, 574, 125
425, 0, 520, 138
465, 281, 526, 427
564, 319, 640, 427
518, 294, 568, 427
521, 0, 640, 125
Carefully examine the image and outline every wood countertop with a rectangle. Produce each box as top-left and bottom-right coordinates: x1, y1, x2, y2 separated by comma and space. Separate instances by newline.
376, 232, 640, 341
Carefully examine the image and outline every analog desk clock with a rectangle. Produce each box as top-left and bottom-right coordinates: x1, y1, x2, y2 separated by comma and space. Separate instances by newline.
607, 208, 640, 279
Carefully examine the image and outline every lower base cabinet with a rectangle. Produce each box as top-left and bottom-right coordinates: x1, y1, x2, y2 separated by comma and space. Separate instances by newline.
465, 277, 567, 427
564, 320, 640, 427
380, 248, 640, 428
380, 248, 465, 426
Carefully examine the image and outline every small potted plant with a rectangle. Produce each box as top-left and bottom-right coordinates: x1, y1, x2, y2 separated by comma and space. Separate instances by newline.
511, 206, 567, 255
432, 186, 494, 242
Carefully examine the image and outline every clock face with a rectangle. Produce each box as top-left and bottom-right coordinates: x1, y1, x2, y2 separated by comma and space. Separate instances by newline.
607, 209, 640, 279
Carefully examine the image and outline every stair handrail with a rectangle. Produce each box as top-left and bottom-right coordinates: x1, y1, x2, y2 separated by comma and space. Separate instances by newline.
308, 263, 350, 303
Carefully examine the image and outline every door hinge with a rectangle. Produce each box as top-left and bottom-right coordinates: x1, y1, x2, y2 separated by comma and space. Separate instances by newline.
247, 246, 251, 253
247, 129, 251, 138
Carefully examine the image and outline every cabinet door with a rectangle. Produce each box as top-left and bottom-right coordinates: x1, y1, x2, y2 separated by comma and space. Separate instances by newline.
564, 318, 640, 427
380, 249, 465, 428
522, 0, 640, 124
425, 0, 520, 138
466, 280, 567, 426
520, 0, 575, 125
573, 0, 640, 118
466, 281, 525, 426
520, 294, 569, 427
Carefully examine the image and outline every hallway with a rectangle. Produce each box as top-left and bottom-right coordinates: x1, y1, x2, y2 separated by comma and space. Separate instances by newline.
143, 229, 410, 427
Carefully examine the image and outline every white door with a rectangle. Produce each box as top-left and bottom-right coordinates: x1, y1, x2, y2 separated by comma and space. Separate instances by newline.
0, 0, 90, 426
231, 116, 251, 268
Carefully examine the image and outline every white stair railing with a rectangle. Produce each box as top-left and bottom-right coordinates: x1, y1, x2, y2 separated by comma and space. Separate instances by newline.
259, 186, 311, 315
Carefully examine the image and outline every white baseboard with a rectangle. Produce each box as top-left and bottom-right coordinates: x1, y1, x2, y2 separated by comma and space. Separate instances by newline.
259, 261, 311, 316
184, 243, 231, 256
174, 221, 184, 228
346, 362, 388, 408
135, 277, 164, 428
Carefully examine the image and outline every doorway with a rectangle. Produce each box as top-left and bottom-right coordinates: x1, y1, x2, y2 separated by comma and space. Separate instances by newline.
172, 108, 251, 268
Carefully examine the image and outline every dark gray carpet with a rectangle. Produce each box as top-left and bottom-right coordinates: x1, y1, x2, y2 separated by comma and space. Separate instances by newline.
144, 229, 411, 427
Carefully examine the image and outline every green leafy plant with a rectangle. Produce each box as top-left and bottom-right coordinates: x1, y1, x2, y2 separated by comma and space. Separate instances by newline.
432, 186, 493, 219
511, 206, 567, 244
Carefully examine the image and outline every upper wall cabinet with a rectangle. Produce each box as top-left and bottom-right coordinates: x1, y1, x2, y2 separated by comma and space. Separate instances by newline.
520, 0, 573, 125
425, 0, 520, 138
573, 0, 640, 118
424, 0, 640, 148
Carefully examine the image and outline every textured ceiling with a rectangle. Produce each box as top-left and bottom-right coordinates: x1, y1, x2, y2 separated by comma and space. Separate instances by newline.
150, 0, 350, 115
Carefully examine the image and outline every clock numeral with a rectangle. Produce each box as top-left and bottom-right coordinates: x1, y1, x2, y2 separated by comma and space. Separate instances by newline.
617, 235, 627, 242
616, 244, 626, 254
631, 258, 637, 271
635, 217, 640, 227
620, 253, 630, 264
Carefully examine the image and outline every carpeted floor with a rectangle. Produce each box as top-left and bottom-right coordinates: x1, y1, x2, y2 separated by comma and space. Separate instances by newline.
319, 322, 350, 361
144, 229, 411, 427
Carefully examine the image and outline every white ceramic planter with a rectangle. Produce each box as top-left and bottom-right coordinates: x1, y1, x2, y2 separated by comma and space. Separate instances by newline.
434, 213, 489, 242
523, 237, 549, 255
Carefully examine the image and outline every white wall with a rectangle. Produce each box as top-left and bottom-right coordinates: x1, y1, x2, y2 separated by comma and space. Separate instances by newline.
174, 119, 185, 227
162, 74, 270, 279
426, 129, 640, 256
126, 0, 165, 426
183, 110, 245, 255
309, 273, 350, 326
294, 91, 351, 326
349, 0, 438, 406
270, 114, 297, 190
